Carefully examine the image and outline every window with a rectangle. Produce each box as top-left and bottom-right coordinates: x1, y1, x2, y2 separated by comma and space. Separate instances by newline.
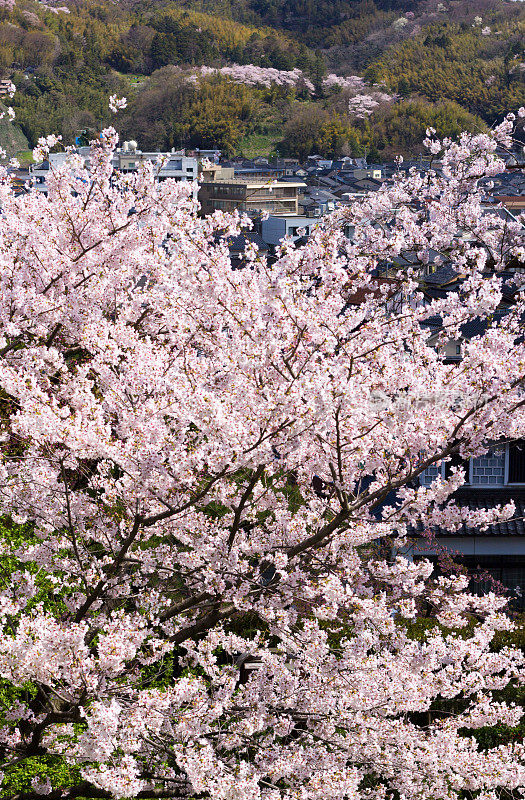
456, 345, 461, 355
443, 451, 470, 483
508, 440, 525, 483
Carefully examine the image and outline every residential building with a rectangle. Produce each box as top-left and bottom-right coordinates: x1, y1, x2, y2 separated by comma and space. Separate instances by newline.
112, 142, 198, 183
186, 148, 221, 163
353, 166, 383, 180
299, 188, 338, 217
225, 231, 270, 269
410, 265, 525, 607
233, 164, 286, 180
31, 152, 73, 193
31, 144, 198, 195
261, 214, 316, 246
416, 445, 525, 609
198, 163, 234, 182
199, 178, 306, 217
490, 195, 525, 212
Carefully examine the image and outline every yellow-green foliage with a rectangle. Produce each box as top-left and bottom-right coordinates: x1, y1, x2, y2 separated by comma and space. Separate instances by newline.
365, 20, 525, 121
151, 6, 289, 48
0, 0, 521, 156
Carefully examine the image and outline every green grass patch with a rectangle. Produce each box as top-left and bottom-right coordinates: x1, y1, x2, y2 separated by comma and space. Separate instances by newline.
16, 150, 34, 165
239, 132, 281, 159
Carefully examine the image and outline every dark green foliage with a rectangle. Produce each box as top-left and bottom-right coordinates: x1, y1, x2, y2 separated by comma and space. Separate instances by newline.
149, 17, 217, 68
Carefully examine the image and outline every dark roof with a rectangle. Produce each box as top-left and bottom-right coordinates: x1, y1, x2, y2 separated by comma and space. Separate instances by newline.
419, 313, 443, 330
418, 488, 525, 537
351, 178, 382, 191
302, 189, 338, 202
226, 231, 269, 253
333, 185, 362, 197
316, 176, 339, 188
423, 265, 460, 286
419, 308, 512, 339
234, 166, 282, 175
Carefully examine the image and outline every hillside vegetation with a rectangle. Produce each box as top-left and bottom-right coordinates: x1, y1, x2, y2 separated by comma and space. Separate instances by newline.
0, 0, 522, 160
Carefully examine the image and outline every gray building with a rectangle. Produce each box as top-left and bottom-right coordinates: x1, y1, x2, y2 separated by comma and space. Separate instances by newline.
261, 215, 316, 246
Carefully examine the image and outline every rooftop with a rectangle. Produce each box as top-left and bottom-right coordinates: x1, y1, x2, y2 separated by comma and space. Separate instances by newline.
201, 178, 307, 188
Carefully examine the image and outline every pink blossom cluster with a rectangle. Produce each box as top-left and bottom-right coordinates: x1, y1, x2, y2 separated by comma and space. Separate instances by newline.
109, 94, 127, 113
348, 89, 398, 117
199, 64, 315, 91
323, 73, 368, 92
196, 65, 389, 99
0, 118, 521, 800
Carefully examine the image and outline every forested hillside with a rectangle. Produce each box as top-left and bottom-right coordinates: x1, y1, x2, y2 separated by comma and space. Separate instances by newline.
0, 0, 522, 160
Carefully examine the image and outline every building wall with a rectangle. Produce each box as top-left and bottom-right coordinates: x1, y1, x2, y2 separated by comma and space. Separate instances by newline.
416, 536, 525, 555
199, 181, 301, 216
261, 216, 312, 246
420, 449, 506, 486
116, 153, 197, 181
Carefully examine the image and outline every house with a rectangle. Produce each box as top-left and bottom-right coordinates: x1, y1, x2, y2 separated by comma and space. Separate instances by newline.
269, 159, 306, 177
307, 155, 332, 169
350, 177, 383, 193
331, 157, 355, 170
198, 163, 235, 182
32, 143, 199, 196
416, 446, 525, 610
291, 166, 308, 179
489, 195, 525, 212
353, 166, 383, 181
299, 189, 339, 217
225, 231, 269, 269
187, 148, 221, 163
260, 215, 316, 247
30, 152, 74, 193
233, 162, 286, 180
411, 268, 525, 608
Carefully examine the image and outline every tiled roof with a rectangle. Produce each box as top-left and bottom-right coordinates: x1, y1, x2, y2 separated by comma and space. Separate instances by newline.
416, 488, 525, 537
226, 232, 269, 252
423, 265, 460, 286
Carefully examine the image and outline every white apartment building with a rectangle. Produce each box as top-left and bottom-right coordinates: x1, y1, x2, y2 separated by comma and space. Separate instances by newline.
31, 143, 198, 195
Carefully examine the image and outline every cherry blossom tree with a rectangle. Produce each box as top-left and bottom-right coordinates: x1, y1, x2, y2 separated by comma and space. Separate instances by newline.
323, 74, 368, 92
198, 64, 315, 92
0, 115, 525, 800
191, 65, 387, 101
347, 90, 397, 118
